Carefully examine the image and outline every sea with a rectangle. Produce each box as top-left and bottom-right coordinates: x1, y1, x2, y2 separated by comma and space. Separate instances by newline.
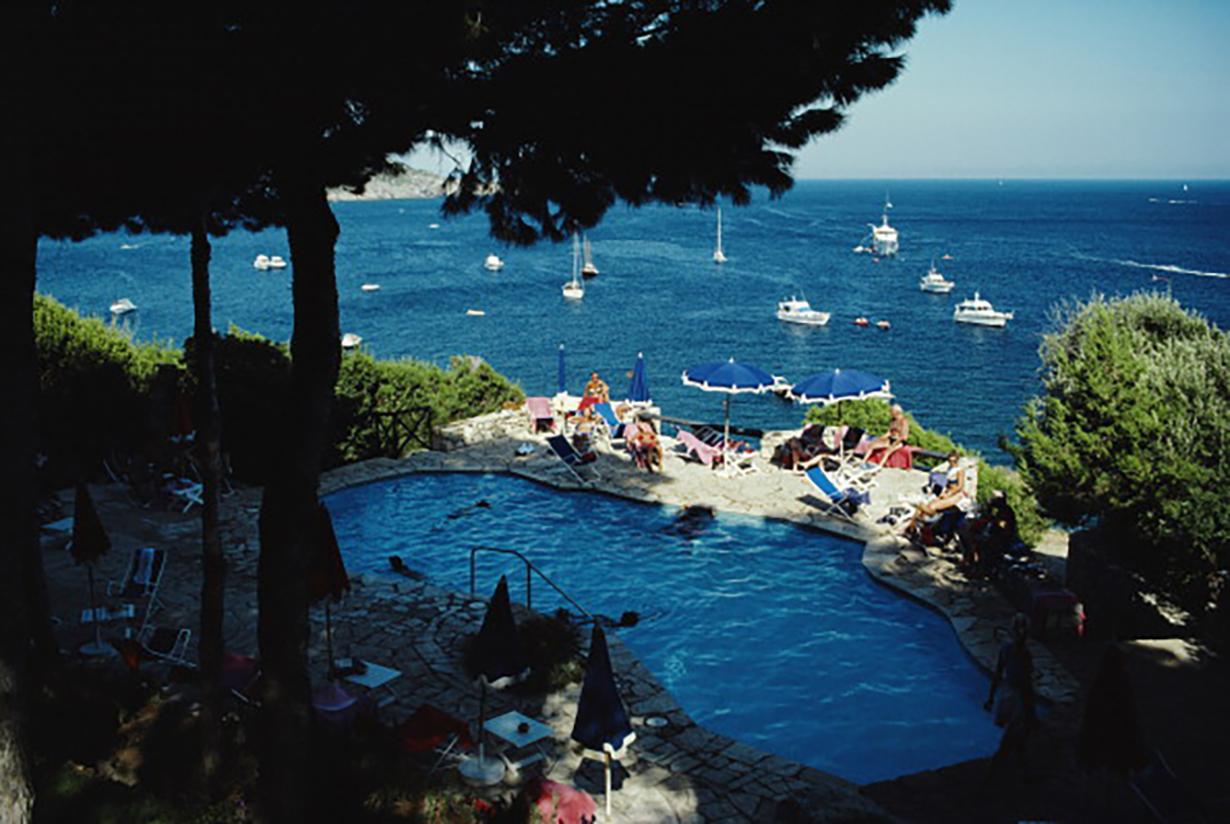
36, 180, 1230, 462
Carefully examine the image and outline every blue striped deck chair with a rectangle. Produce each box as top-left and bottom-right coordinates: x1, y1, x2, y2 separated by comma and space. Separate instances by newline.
546, 435, 600, 483
591, 402, 627, 443
803, 467, 869, 523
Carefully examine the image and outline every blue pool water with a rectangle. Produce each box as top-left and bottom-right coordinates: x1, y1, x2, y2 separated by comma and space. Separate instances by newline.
326, 472, 1001, 784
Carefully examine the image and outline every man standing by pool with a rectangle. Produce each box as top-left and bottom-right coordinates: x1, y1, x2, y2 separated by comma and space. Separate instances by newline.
983, 613, 1036, 783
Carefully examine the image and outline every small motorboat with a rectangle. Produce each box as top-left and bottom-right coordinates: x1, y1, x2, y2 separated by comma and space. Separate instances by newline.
953, 292, 1014, 327
853, 316, 870, 327
341, 333, 363, 350
361, 283, 381, 292
919, 262, 955, 294
852, 244, 870, 254
110, 298, 137, 316
776, 296, 830, 326
876, 320, 891, 330
941, 253, 954, 261
428, 223, 440, 229
253, 254, 271, 270
484, 254, 505, 271
465, 309, 486, 317
268, 255, 288, 269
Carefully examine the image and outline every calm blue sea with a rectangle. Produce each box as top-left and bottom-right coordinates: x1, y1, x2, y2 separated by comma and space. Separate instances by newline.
36, 180, 1230, 461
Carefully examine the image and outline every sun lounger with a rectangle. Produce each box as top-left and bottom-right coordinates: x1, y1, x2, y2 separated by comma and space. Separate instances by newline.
803, 466, 869, 523
106, 546, 167, 633
676, 430, 722, 467
526, 396, 556, 433
590, 402, 627, 443
1130, 749, 1208, 823
138, 625, 194, 669
545, 435, 600, 483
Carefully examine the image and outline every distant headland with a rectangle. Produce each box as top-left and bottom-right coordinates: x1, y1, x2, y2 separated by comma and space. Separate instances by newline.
327, 162, 446, 201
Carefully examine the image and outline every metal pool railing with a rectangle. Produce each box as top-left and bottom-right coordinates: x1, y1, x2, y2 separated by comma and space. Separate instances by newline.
468, 545, 594, 622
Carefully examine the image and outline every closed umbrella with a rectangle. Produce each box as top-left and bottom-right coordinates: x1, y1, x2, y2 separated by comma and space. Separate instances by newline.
681, 358, 775, 473
72, 483, 115, 658
557, 343, 567, 396
307, 501, 349, 677
572, 625, 635, 818
460, 575, 529, 785
788, 368, 892, 406
627, 352, 650, 403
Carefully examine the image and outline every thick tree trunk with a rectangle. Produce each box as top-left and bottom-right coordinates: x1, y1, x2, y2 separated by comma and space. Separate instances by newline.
256, 177, 340, 821
190, 218, 226, 793
0, 213, 37, 824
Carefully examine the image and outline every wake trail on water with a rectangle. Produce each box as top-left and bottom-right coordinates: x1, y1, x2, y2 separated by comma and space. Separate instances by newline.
1075, 254, 1230, 280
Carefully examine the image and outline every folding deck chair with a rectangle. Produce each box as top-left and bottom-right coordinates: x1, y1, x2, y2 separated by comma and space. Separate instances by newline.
137, 625, 194, 669
107, 546, 167, 633
590, 402, 627, 444
802, 466, 869, 523
545, 435, 600, 482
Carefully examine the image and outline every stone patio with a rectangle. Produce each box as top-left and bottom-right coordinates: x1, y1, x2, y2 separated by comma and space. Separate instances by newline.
40, 407, 1084, 822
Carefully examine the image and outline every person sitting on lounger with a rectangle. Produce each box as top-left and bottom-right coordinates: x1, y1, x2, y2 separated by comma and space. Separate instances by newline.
862, 404, 910, 464
629, 425, 663, 472
583, 371, 610, 403
903, 451, 968, 534
572, 406, 597, 452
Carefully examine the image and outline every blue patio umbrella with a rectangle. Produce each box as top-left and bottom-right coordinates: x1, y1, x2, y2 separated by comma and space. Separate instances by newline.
627, 352, 650, 403
788, 368, 892, 406
681, 358, 775, 469
571, 624, 635, 817
557, 343, 567, 396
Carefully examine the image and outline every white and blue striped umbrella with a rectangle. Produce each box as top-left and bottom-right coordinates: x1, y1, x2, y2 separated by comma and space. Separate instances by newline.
681, 358, 775, 469
789, 368, 892, 405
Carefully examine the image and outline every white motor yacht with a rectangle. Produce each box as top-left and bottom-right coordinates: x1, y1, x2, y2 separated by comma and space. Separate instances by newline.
953, 292, 1014, 327
268, 255, 288, 269
484, 254, 505, 271
253, 254, 271, 270
341, 332, 363, 350
919, 262, 955, 294
361, 283, 381, 292
776, 296, 830, 326
110, 298, 137, 316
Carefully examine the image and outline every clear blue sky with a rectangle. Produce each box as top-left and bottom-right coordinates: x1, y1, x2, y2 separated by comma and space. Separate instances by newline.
408, 1, 1230, 180
800, 0, 1230, 179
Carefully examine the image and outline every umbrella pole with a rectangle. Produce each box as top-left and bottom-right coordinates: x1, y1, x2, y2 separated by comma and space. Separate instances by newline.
723, 395, 733, 475
477, 681, 487, 764
88, 564, 101, 650
325, 600, 335, 678
605, 749, 612, 819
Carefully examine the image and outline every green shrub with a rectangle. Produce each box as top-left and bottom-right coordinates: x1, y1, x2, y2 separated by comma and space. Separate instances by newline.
34, 297, 524, 485
1012, 292, 1230, 605
803, 398, 1048, 546
33, 294, 180, 480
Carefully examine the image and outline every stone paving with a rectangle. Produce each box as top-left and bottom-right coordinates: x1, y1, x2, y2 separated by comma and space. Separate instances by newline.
39, 406, 1081, 822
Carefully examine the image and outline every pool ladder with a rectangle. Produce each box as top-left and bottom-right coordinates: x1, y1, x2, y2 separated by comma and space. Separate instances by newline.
469, 545, 594, 622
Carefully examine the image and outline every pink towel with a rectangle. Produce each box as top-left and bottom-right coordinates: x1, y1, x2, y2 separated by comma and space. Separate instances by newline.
677, 430, 721, 467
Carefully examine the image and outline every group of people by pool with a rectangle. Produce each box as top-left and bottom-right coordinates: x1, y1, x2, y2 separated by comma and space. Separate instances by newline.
567, 371, 663, 472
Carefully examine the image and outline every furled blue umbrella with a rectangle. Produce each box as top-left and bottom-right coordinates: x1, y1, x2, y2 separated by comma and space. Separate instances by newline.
557, 343, 567, 396
460, 575, 529, 785
788, 368, 892, 406
572, 625, 635, 818
627, 352, 650, 403
681, 358, 775, 472
72, 483, 115, 658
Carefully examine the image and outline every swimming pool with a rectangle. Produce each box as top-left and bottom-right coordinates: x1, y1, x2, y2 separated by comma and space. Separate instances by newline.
325, 472, 999, 783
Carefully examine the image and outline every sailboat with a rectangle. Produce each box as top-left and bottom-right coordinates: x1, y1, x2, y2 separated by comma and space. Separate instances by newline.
562, 234, 585, 300
581, 235, 599, 277
713, 207, 727, 264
